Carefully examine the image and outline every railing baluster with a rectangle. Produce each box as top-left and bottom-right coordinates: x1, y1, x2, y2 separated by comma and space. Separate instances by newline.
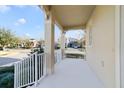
14, 63, 16, 88
26, 58, 28, 85
24, 59, 26, 85
43, 54, 45, 76
41, 55, 43, 77
19, 62, 21, 87
24, 58, 28, 84
18, 62, 20, 87
35, 52, 38, 86
22, 60, 24, 86
17, 63, 18, 88
23, 59, 25, 85
38, 55, 40, 79
39, 55, 41, 77
15, 64, 18, 87
30, 55, 32, 83
21, 61, 22, 86
32, 55, 34, 82
44, 53, 46, 76
20, 62, 23, 86
16, 63, 18, 88
42, 54, 44, 76
27, 57, 29, 84
40, 54, 42, 77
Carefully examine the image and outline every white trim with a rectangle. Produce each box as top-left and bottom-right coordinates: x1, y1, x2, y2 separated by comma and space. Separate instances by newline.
115, 5, 121, 88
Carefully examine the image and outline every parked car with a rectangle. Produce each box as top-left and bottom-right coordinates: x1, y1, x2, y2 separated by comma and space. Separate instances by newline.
31, 47, 44, 54
55, 43, 60, 49
73, 45, 80, 49
28, 46, 44, 56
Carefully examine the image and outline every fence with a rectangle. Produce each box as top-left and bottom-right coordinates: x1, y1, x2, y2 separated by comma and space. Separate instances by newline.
14, 52, 46, 88
55, 50, 62, 63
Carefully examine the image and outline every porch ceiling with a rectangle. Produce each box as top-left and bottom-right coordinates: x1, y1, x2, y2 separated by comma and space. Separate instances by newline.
42, 5, 96, 31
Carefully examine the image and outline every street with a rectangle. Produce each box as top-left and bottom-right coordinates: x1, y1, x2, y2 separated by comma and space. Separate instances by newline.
0, 48, 85, 66
0, 49, 31, 66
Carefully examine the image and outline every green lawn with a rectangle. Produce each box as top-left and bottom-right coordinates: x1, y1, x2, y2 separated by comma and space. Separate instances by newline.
0, 66, 14, 88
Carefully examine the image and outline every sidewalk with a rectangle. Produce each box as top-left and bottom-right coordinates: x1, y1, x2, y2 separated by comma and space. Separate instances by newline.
0, 51, 9, 56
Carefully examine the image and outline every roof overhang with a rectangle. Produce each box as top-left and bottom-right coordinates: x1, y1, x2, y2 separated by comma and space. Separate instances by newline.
40, 5, 96, 31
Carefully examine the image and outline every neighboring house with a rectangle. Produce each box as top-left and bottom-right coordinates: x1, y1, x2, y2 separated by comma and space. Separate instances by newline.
29, 39, 38, 48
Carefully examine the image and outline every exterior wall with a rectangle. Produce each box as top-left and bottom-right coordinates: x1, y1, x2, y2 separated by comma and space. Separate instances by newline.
120, 6, 124, 87
86, 6, 116, 87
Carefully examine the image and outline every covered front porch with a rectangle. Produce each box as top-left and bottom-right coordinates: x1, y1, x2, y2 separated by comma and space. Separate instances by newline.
39, 5, 119, 88
34, 58, 104, 88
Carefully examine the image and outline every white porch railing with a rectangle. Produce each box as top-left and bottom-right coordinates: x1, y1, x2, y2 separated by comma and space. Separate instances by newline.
14, 52, 46, 88
55, 50, 62, 63
14, 50, 61, 88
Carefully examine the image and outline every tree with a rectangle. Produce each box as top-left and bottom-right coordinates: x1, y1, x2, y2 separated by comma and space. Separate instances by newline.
22, 39, 32, 49
0, 28, 14, 48
10, 36, 21, 48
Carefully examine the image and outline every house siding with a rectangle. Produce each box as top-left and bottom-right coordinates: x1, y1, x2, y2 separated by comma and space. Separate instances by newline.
86, 6, 115, 87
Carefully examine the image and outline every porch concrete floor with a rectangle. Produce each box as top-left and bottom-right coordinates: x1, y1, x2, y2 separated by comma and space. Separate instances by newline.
36, 58, 104, 88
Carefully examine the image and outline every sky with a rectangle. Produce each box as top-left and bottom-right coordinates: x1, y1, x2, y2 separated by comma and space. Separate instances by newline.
0, 5, 85, 41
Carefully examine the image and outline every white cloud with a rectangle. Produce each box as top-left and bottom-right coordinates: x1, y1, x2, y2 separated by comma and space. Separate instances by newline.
31, 5, 39, 10
0, 5, 11, 13
15, 5, 26, 8
15, 5, 39, 10
18, 18, 26, 24
14, 18, 27, 26
25, 33, 30, 37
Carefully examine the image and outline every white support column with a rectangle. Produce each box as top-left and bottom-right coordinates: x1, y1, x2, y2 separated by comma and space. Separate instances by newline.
61, 31, 66, 59
115, 5, 121, 88
45, 11, 55, 75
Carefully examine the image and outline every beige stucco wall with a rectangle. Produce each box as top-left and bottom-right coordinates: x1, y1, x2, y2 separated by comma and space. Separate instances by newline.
86, 6, 115, 87
120, 6, 124, 87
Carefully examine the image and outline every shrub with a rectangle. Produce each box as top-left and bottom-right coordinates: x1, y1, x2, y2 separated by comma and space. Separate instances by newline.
0, 72, 14, 88
0, 66, 14, 88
